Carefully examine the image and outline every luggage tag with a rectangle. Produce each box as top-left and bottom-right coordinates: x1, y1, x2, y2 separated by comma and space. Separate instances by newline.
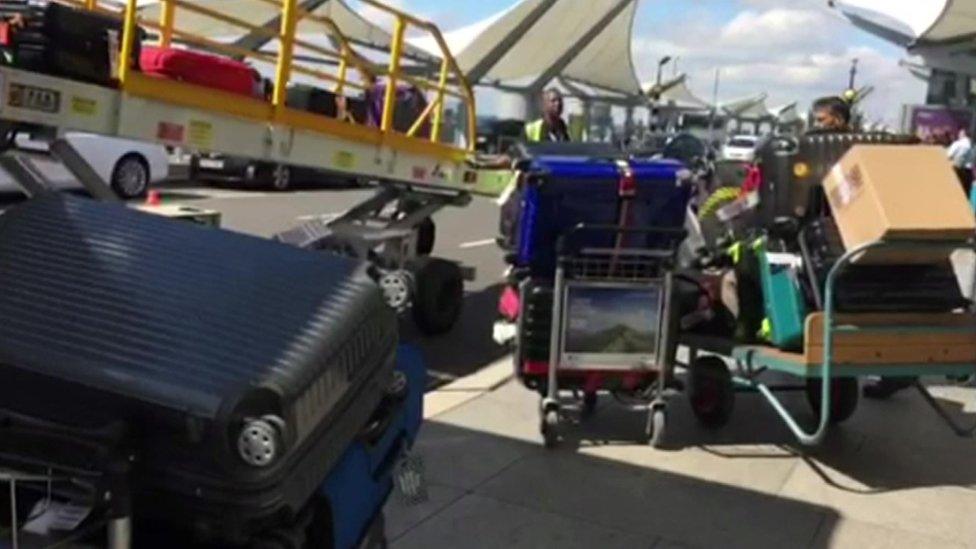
22, 500, 92, 535
393, 451, 428, 506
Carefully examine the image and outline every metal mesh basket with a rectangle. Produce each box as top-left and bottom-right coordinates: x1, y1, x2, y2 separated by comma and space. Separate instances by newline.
565, 248, 669, 283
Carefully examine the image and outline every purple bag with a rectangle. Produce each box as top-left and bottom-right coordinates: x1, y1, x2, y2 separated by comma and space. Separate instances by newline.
366, 81, 430, 138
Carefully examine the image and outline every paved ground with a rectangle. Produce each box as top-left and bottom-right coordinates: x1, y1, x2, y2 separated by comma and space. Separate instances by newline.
388, 367, 976, 549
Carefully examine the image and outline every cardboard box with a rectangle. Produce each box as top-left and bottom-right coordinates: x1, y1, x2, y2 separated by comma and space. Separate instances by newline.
823, 145, 976, 264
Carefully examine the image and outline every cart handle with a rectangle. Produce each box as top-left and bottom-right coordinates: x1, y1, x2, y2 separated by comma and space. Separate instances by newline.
556, 223, 687, 256
765, 238, 976, 446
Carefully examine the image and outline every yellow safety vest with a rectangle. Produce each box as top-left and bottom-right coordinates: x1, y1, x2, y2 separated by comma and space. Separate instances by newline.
524, 119, 545, 142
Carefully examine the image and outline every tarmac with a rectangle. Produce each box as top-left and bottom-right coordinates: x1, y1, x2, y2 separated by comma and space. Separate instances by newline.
386, 356, 976, 549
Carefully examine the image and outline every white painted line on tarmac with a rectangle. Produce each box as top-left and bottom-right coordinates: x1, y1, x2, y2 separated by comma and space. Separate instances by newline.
296, 213, 343, 222
459, 238, 496, 249
427, 369, 460, 382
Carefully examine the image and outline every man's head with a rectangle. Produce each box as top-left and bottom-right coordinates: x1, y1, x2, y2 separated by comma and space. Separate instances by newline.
959, 127, 969, 140
542, 88, 564, 121
811, 96, 851, 131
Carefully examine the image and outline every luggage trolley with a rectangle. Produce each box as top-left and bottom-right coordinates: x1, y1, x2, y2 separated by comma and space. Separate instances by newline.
682, 238, 976, 446
540, 223, 685, 448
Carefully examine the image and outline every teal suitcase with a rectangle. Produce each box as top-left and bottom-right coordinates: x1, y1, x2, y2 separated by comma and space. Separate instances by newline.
756, 238, 807, 351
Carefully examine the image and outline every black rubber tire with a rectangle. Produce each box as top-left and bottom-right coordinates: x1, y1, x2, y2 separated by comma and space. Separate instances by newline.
416, 217, 436, 256
581, 391, 598, 419
110, 154, 149, 199
806, 377, 859, 424
647, 408, 666, 448
411, 258, 463, 335
541, 409, 559, 449
688, 356, 735, 428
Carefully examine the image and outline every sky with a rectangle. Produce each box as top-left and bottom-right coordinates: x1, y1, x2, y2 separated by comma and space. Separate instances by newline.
350, 0, 927, 127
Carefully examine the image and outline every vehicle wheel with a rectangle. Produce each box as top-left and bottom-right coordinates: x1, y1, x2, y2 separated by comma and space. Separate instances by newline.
541, 409, 559, 449
411, 258, 463, 336
271, 164, 292, 191
416, 217, 436, 256
688, 356, 735, 428
806, 377, 858, 424
647, 408, 666, 448
110, 154, 149, 199
581, 391, 598, 419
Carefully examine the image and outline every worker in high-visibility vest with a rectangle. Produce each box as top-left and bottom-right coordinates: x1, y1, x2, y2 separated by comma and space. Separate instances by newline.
524, 89, 571, 143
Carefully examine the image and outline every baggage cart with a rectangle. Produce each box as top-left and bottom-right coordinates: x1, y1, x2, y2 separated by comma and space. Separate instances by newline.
681, 238, 976, 446
539, 223, 685, 448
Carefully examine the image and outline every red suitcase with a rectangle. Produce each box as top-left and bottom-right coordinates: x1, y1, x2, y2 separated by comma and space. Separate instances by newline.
140, 45, 259, 98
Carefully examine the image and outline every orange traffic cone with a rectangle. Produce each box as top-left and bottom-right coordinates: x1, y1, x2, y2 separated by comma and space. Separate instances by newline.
145, 190, 161, 206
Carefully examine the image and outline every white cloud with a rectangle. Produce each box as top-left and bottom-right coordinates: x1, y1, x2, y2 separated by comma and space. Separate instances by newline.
632, 4, 925, 127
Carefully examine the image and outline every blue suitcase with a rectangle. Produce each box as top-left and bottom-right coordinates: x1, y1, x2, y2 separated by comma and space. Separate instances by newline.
513, 156, 691, 277
319, 344, 425, 549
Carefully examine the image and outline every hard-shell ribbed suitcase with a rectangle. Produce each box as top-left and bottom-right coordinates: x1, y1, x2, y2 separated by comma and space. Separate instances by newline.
798, 217, 967, 312
0, 195, 398, 544
0, 0, 144, 86
140, 45, 258, 98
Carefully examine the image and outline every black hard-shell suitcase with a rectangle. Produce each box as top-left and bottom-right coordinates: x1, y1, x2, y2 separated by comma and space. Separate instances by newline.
0, 1, 144, 85
798, 217, 967, 312
756, 132, 918, 229
286, 83, 338, 117
0, 195, 398, 543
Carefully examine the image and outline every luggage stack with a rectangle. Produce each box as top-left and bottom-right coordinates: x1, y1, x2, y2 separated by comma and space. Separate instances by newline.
707, 132, 976, 352
0, 0, 144, 86
0, 194, 399, 545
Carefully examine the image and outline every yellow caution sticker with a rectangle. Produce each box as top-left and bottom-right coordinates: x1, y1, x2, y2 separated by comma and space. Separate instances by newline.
188, 120, 214, 149
70, 96, 97, 116
333, 150, 355, 170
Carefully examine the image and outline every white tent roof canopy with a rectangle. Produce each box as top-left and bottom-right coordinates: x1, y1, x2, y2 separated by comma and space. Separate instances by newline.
720, 94, 770, 119
138, 0, 438, 63
434, 0, 641, 95
830, 0, 976, 45
642, 75, 711, 110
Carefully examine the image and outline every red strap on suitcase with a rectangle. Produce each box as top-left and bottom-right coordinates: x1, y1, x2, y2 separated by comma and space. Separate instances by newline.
140, 46, 260, 98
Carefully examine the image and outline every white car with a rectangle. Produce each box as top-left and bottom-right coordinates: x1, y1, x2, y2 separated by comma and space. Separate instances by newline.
3, 133, 169, 199
721, 135, 760, 163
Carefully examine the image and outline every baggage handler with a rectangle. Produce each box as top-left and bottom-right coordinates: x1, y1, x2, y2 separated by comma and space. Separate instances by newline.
524, 88, 571, 143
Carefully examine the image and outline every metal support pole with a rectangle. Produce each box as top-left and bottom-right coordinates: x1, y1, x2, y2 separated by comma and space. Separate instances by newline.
381, 19, 407, 133
272, 0, 299, 119
49, 139, 120, 201
0, 154, 55, 197
107, 517, 132, 549
159, 0, 175, 48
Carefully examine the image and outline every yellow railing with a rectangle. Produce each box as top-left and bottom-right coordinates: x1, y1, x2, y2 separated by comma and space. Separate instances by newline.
63, 0, 476, 151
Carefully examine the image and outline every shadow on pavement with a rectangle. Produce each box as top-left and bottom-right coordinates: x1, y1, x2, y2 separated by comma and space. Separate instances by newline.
505, 374, 976, 495
389, 418, 842, 548
399, 284, 507, 390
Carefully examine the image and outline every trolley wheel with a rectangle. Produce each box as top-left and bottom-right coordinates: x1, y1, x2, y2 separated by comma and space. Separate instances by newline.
271, 164, 292, 191
581, 391, 598, 419
416, 217, 436, 256
411, 258, 463, 335
688, 356, 735, 428
541, 409, 559, 449
806, 377, 859, 424
646, 407, 666, 448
